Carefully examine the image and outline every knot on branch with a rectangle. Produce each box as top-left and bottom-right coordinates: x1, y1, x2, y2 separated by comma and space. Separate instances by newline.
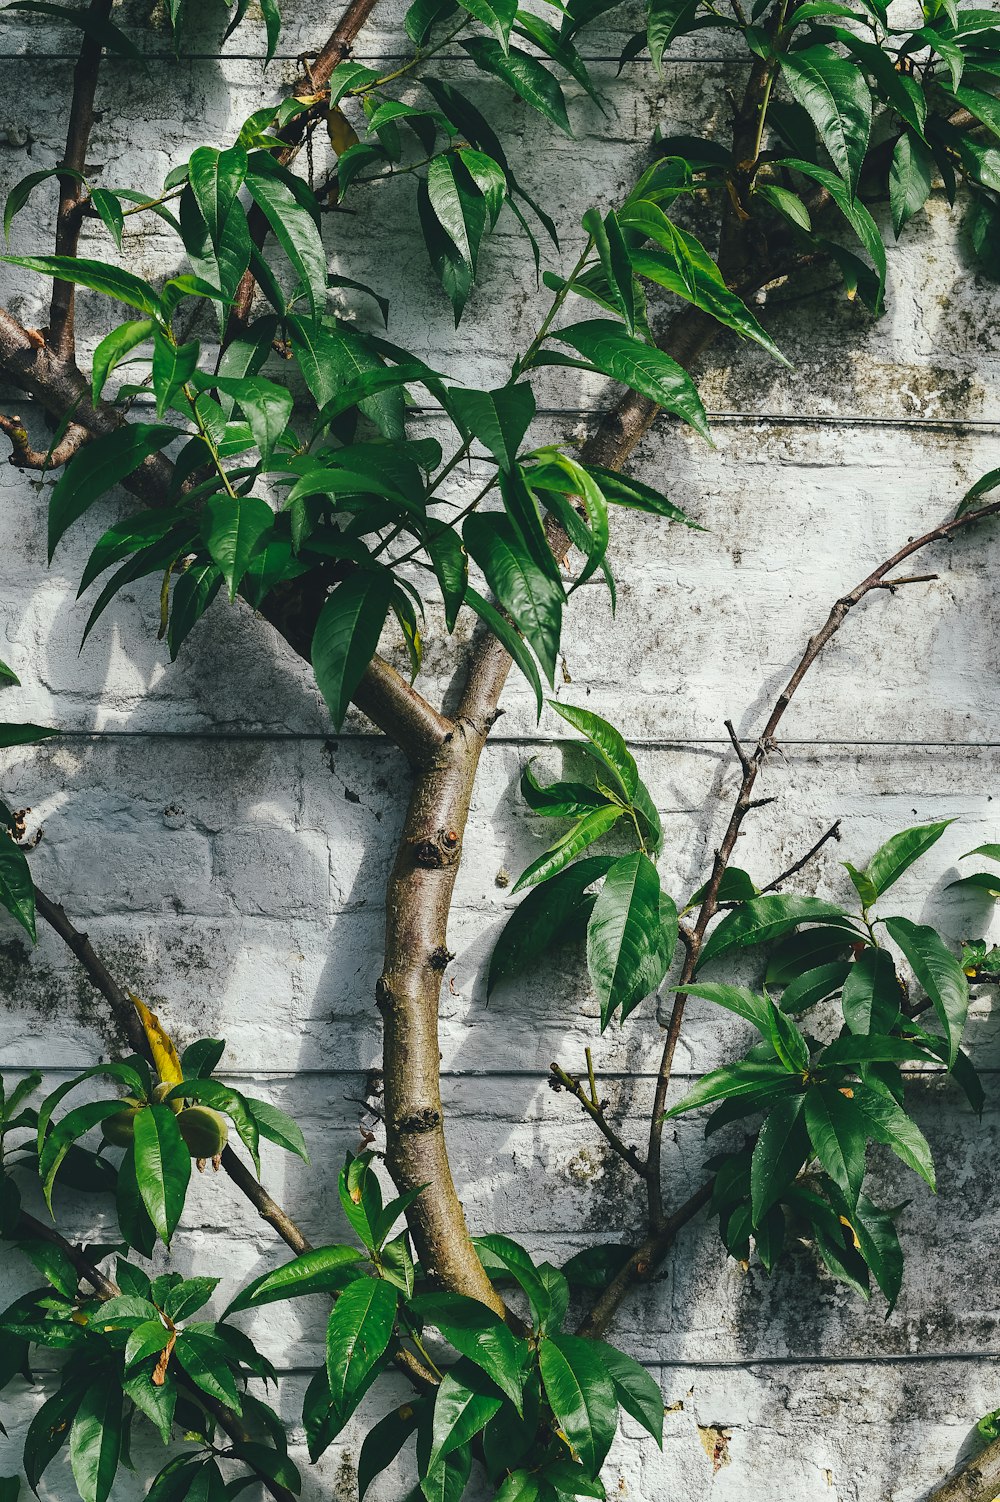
374, 976, 394, 1013
428, 944, 454, 972
410, 828, 462, 868
396, 1107, 441, 1135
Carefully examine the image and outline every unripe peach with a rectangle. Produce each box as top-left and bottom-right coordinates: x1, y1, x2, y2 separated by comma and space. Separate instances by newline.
152, 1082, 183, 1113
177, 1105, 228, 1159
102, 1097, 143, 1147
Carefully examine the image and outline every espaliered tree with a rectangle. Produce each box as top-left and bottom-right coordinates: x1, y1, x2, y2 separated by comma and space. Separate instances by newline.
1, 0, 1000, 1498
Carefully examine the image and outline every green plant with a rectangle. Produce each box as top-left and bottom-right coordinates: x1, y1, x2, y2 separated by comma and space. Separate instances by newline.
2, 0, 1000, 1496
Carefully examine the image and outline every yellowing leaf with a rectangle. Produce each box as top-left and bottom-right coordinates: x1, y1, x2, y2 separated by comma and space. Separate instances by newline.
328, 107, 359, 155
131, 993, 183, 1086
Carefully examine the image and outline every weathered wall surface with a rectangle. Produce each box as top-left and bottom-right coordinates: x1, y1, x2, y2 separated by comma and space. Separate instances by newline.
1, 3, 999, 1499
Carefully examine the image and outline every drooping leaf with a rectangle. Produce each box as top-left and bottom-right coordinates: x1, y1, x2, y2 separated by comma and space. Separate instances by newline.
460, 38, 572, 135
48, 424, 177, 560
803, 1082, 867, 1208
779, 45, 872, 195
312, 569, 395, 730
513, 803, 623, 891
595, 1342, 663, 1444
463, 514, 563, 684
445, 383, 536, 470
0, 253, 161, 315
488, 856, 614, 995
69, 1376, 122, 1502
549, 700, 639, 799
587, 852, 673, 1027
883, 916, 968, 1066
132, 1103, 191, 1244
841, 948, 902, 1035
247, 161, 328, 315
427, 1362, 504, 1473
698, 895, 851, 970
325, 1276, 398, 1409
543, 320, 710, 439
0, 836, 36, 941
750, 1093, 809, 1224
201, 493, 274, 600
538, 1334, 618, 1476
410, 1292, 527, 1410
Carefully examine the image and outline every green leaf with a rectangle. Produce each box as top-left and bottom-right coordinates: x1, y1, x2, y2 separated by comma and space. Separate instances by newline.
464, 584, 542, 712
883, 916, 968, 1067
188, 144, 248, 247
766, 926, 854, 986
889, 130, 934, 238
648, 0, 699, 70
225, 1245, 362, 1317
457, 0, 516, 47
427, 153, 487, 271
0, 834, 36, 941
520, 762, 607, 819
595, 1342, 663, 1444
755, 181, 812, 231
201, 493, 274, 600
463, 514, 563, 684
410, 1292, 527, 1410
852, 1083, 935, 1188
89, 189, 124, 250
165, 1076, 260, 1172
445, 383, 535, 471
79, 510, 186, 597
48, 424, 177, 560
326, 1276, 398, 1407
841, 948, 902, 1035
777, 158, 886, 311
174, 1329, 242, 1412
40, 1098, 126, 1208
358, 1402, 422, 1500
420, 1442, 472, 1502
549, 700, 638, 799
473, 1234, 556, 1331
751, 1093, 809, 1223
460, 38, 572, 134
779, 961, 851, 1014
69, 1375, 122, 1502
538, 1334, 617, 1475
513, 803, 623, 891
947, 871, 1000, 898
698, 894, 851, 970
312, 569, 395, 731
488, 855, 613, 995
963, 843, 1000, 862
133, 1103, 191, 1244
582, 207, 637, 335
124, 1319, 172, 1368
169, 561, 222, 660
861, 819, 952, 899
247, 162, 327, 315
1, 253, 161, 315
662, 1058, 798, 1119
587, 852, 673, 1027
803, 1082, 867, 1207
779, 45, 872, 195
4, 166, 64, 239
152, 331, 199, 420
544, 319, 710, 438
417, 175, 474, 323
428, 1362, 504, 1473
24, 1375, 89, 1492
209, 376, 292, 465
830, 1188, 903, 1310
245, 1097, 309, 1161
500, 467, 563, 583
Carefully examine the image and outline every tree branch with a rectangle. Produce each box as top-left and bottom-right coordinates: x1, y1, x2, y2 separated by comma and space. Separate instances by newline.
925, 1438, 1000, 1502
757, 819, 842, 896
549, 1061, 649, 1179
15, 1211, 298, 1502
0, 411, 88, 470
48, 0, 114, 359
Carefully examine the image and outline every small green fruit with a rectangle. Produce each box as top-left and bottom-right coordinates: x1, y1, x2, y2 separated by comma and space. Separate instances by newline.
177, 1105, 228, 1159
102, 1097, 143, 1147
152, 1082, 183, 1113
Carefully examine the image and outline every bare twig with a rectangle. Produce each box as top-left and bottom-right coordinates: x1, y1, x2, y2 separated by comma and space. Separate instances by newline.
48, 0, 114, 359
757, 819, 842, 896
549, 1062, 649, 1179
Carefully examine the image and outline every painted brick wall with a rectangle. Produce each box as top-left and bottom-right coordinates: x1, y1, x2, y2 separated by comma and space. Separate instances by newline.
1, 3, 998, 1498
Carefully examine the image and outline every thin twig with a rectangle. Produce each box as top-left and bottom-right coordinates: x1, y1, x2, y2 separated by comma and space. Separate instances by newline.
757, 819, 842, 896
549, 1062, 648, 1180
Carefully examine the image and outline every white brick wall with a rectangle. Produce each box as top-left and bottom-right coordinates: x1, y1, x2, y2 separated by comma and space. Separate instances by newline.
1, 4, 999, 1498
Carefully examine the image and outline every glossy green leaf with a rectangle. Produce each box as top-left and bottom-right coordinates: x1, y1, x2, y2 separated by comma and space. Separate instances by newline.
779, 45, 872, 195
358, 1402, 422, 1499
411, 1291, 527, 1410
48, 423, 177, 560
188, 144, 248, 247
596, 1341, 664, 1444
168, 561, 223, 660
445, 383, 535, 470
225, 1245, 363, 1317
647, 0, 699, 70
832, 1188, 903, 1310
461, 38, 572, 134
841, 948, 901, 1035
23, 1375, 89, 1492
312, 569, 395, 730
1, 253, 160, 314
245, 1096, 309, 1161
427, 152, 488, 272
428, 1362, 504, 1472
884, 916, 968, 1067
803, 1083, 867, 1207
201, 493, 274, 601
0, 835, 36, 941
247, 163, 327, 315
464, 585, 543, 712
133, 1103, 191, 1244
457, 0, 516, 47
326, 1276, 398, 1406
861, 820, 953, 899
464, 514, 563, 684
151, 331, 199, 419
3, 166, 64, 239
488, 854, 613, 994
549, 700, 638, 799
520, 762, 607, 818
69, 1374, 122, 1502
766, 926, 854, 986
948, 871, 1000, 898
587, 852, 673, 1027
698, 894, 850, 970
538, 1334, 617, 1475
544, 319, 710, 439
174, 1328, 242, 1412
40, 1098, 126, 1208
889, 131, 934, 238
779, 961, 851, 1014
418, 174, 474, 322
513, 803, 623, 891
209, 376, 292, 465
777, 158, 886, 311
751, 1093, 809, 1224
852, 1082, 935, 1188
582, 207, 637, 335
662, 1058, 797, 1119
